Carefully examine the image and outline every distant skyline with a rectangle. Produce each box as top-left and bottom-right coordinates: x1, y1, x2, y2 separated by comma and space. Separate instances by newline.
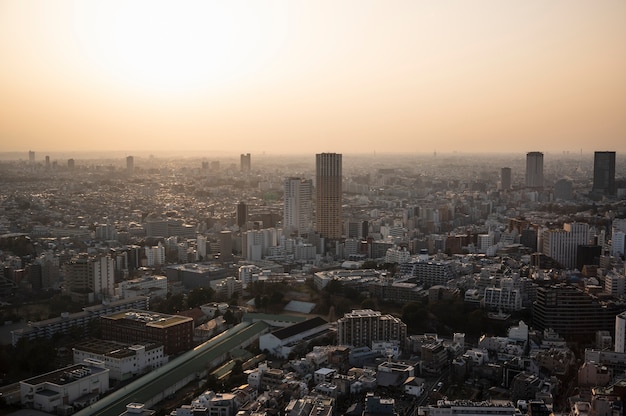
1, 1, 625, 154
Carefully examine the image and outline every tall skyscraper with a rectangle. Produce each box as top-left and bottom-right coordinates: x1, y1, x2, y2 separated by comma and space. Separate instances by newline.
236, 201, 248, 229
592, 151, 616, 196
126, 155, 134, 173
316, 153, 342, 239
240, 153, 251, 172
525, 152, 544, 188
284, 177, 313, 236
501, 167, 512, 190
28, 150, 35, 163
220, 230, 233, 263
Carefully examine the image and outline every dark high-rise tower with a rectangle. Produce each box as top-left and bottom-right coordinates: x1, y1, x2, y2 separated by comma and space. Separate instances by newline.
236, 201, 248, 229
316, 153, 342, 239
501, 167, 512, 190
592, 151, 616, 196
525, 152, 544, 188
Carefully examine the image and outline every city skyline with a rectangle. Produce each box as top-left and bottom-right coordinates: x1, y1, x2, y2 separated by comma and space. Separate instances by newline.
1, 1, 625, 155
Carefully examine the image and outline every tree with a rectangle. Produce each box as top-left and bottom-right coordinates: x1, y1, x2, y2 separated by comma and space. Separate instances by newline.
187, 287, 214, 309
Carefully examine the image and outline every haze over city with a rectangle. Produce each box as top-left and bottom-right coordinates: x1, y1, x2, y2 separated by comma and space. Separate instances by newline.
1, 0, 625, 155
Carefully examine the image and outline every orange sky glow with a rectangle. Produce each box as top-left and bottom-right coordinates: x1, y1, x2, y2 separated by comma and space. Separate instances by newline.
1, 0, 625, 155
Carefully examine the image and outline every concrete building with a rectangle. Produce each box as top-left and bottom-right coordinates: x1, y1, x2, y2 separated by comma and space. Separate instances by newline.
20, 361, 109, 413
500, 167, 511, 191
64, 253, 115, 303
525, 151, 544, 189
542, 222, 590, 269
73, 340, 167, 381
240, 153, 251, 172
533, 284, 626, 339
284, 177, 313, 236
592, 151, 616, 196
419, 400, 517, 416
315, 153, 342, 240
101, 310, 193, 355
236, 201, 248, 229
126, 155, 134, 173
11, 296, 150, 346
337, 309, 407, 349
116, 275, 168, 299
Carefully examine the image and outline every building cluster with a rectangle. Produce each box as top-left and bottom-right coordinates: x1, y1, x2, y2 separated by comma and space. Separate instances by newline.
1, 149, 626, 415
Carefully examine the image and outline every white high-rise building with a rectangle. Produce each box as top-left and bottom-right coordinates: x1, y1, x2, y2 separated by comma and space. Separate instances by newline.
93, 255, 115, 299
284, 177, 313, 236
145, 242, 165, 267
542, 222, 590, 269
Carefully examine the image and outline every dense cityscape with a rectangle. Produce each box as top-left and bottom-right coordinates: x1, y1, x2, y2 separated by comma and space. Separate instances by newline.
0, 150, 624, 416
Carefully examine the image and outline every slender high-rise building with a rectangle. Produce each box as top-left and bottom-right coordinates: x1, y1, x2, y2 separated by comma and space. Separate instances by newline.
501, 167, 512, 191
284, 177, 313, 236
240, 153, 251, 172
236, 201, 248, 229
126, 155, 134, 173
525, 152, 544, 188
592, 151, 616, 196
316, 153, 342, 239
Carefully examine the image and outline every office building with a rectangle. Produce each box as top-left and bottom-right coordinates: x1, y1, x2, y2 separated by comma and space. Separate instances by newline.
315, 153, 342, 240
240, 153, 251, 172
525, 152, 544, 188
533, 284, 626, 339
28, 150, 35, 163
284, 177, 313, 236
501, 167, 511, 190
593, 151, 616, 196
126, 155, 134, 173
236, 201, 248, 229
541, 222, 590, 269
73, 339, 167, 381
337, 309, 407, 348
64, 253, 115, 303
100, 310, 193, 355
68, 158, 75, 169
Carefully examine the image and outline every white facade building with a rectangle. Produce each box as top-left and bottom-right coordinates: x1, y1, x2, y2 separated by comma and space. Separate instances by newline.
144, 243, 165, 267
483, 287, 522, 311
20, 361, 109, 413
604, 271, 626, 298
73, 341, 167, 381
284, 177, 313, 236
542, 222, 590, 269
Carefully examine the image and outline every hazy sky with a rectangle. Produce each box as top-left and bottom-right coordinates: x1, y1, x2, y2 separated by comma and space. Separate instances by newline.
1, 0, 625, 155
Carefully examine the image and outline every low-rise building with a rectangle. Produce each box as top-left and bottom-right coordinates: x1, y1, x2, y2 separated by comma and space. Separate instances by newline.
73, 339, 167, 381
20, 361, 109, 414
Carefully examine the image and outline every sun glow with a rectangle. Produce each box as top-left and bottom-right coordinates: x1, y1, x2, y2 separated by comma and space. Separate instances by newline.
74, 1, 286, 93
